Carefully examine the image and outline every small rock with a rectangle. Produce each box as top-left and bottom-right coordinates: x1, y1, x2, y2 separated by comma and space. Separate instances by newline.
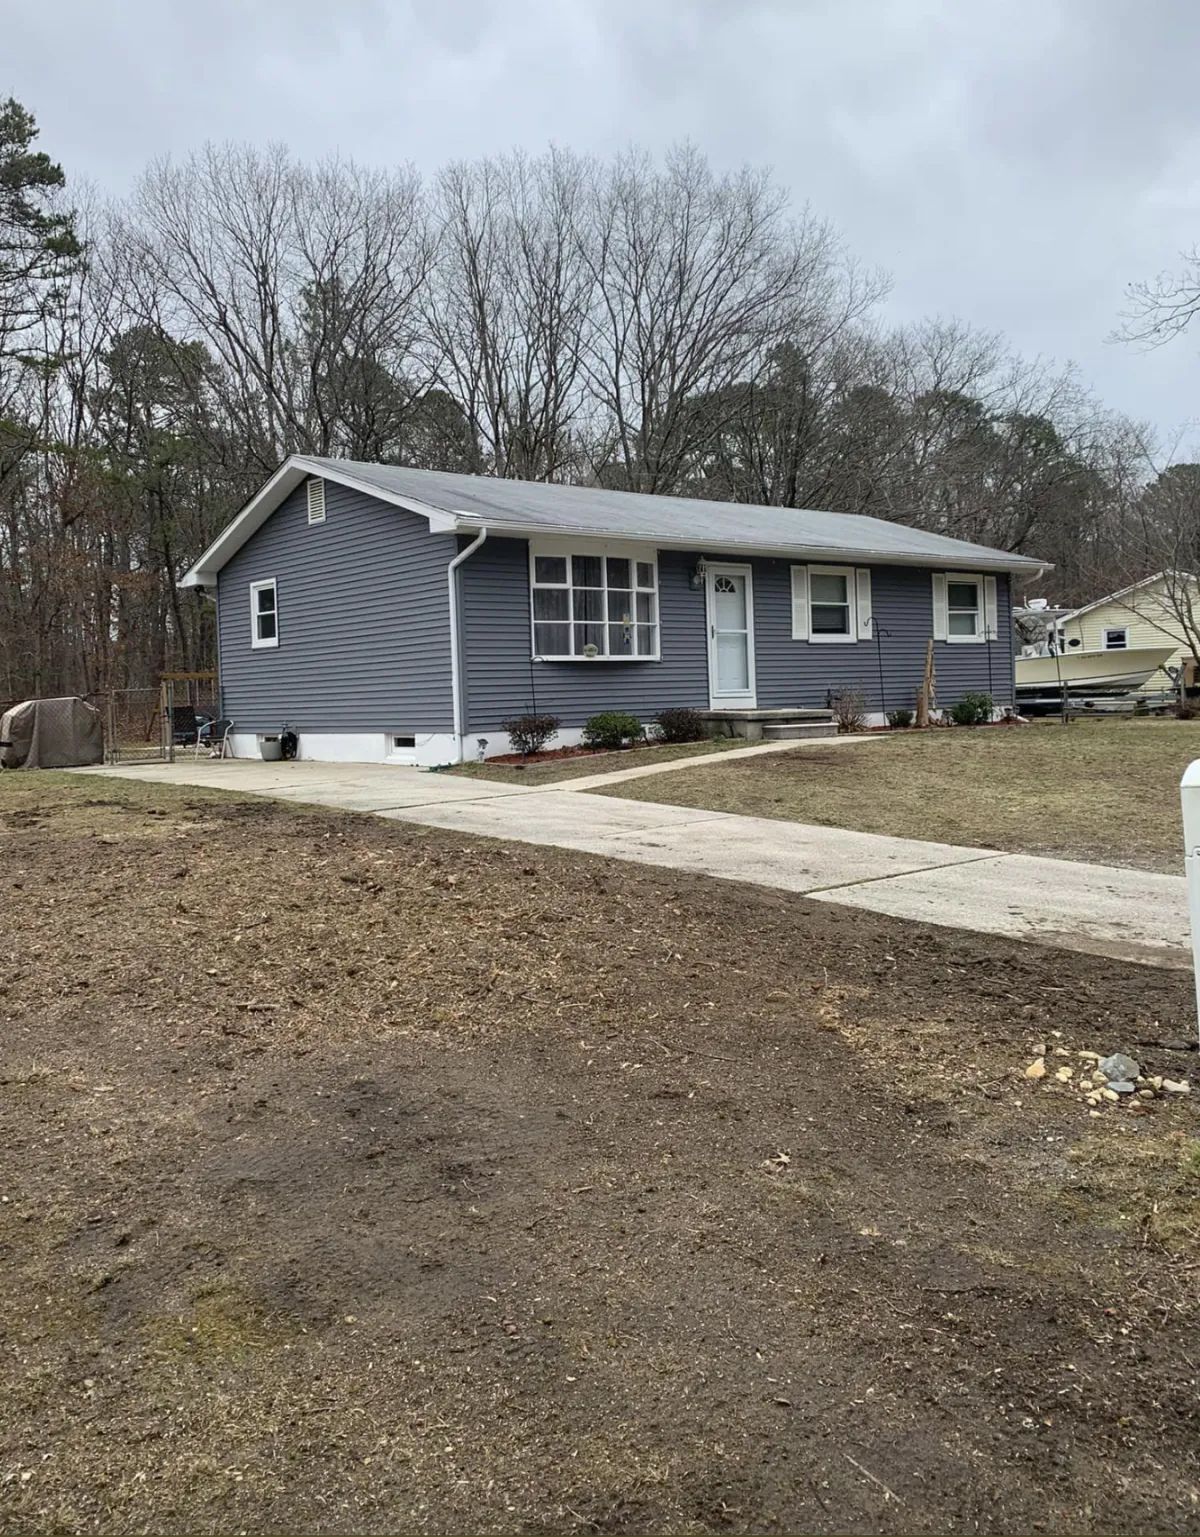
1078, 1050, 1101, 1062
1025, 1059, 1047, 1080
1100, 1087, 1120, 1103
1031, 1043, 1047, 1057
1150, 1076, 1164, 1090
1137, 1088, 1156, 1100
1162, 1079, 1191, 1095
1098, 1053, 1141, 1083
1107, 1080, 1136, 1095
1054, 1066, 1073, 1082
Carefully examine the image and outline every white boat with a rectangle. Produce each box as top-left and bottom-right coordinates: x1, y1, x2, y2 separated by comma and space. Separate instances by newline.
1015, 645, 1177, 701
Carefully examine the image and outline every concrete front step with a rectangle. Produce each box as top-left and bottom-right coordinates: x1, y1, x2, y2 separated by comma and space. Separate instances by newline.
761, 722, 840, 741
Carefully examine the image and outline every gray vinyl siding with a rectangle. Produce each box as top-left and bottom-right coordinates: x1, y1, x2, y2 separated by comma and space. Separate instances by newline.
460, 541, 708, 728
460, 539, 1013, 729
217, 480, 457, 733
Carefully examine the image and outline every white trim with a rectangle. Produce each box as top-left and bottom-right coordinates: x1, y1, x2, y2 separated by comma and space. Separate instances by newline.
984, 574, 998, 640
942, 571, 985, 645
807, 563, 857, 644
705, 562, 757, 708
528, 539, 660, 662
1102, 625, 1130, 651
249, 578, 278, 649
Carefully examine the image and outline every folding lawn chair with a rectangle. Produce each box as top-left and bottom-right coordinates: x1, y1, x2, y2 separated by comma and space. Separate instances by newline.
197, 718, 233, 759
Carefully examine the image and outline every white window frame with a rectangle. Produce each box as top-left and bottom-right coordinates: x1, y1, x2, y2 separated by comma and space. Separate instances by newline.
1103, 626, 1129, 651
806, 564, 858, 644
944, 573, 984, 645
528, 539, 660, 661
250, 578, 279, 649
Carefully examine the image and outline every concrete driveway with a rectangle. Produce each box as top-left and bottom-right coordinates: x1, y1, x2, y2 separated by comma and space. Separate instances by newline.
79, 757, 1191, 968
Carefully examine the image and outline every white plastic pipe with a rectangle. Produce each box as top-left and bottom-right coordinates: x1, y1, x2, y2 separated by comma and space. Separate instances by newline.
447, 525, 488, 763
1181, 759, 1200, 1044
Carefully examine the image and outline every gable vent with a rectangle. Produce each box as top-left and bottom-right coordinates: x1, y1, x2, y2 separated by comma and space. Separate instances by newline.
306, 478, 326, 525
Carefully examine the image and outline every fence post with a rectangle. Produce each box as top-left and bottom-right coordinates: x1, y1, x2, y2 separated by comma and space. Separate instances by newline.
1182, 760, 1200, 1046
161, 679, 175, 764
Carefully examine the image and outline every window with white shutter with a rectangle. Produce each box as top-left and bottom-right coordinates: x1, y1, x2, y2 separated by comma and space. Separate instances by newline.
307, 478, 326, 525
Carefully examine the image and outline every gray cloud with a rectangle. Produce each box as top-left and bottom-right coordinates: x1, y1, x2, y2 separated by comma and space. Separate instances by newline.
7, 0, 1198, 439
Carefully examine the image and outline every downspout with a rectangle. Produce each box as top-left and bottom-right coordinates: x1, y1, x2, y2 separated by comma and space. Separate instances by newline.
447, 526, 488, 763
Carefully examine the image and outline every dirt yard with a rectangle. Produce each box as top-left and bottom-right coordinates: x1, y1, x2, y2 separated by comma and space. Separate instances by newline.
600, 718, 1200, 872
448, 736, 743, 785
3, 772, 1200, 1534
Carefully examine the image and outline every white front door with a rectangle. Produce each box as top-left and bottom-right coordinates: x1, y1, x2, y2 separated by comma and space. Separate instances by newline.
706, 564, 756, 708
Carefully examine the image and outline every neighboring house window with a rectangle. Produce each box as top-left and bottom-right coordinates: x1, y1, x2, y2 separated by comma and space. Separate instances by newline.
1103, 626, 1128, 650
933, 572, 997, 644
791, 565, 872, 642
250, 579, 278, 648
530, 547, 659, 659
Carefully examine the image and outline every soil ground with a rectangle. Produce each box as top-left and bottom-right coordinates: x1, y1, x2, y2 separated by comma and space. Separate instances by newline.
448, 736, 744, 785
3, 771, 1200, 1535
600, 717, 1200, 873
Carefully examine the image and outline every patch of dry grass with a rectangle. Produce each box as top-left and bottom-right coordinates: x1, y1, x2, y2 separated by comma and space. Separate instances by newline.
597, 718, 1200, 871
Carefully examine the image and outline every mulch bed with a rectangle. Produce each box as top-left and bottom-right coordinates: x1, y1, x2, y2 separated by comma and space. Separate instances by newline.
2, 780, 1199, 1534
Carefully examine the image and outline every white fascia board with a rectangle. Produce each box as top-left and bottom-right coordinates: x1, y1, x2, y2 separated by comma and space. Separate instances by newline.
447, 516, 1047, 575
178, 454, 454, 588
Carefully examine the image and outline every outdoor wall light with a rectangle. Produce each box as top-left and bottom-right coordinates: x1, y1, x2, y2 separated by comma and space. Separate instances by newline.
689, 559, 708, 591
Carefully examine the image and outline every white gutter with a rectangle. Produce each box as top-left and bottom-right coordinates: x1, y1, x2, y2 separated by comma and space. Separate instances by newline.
447, 525, 488, 764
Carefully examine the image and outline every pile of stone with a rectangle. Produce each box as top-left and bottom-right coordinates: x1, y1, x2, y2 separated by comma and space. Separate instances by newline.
1023, 1044, 1191, 1109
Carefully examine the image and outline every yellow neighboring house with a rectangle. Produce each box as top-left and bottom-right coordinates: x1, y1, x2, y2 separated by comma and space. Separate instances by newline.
1057, 572, 1198, 692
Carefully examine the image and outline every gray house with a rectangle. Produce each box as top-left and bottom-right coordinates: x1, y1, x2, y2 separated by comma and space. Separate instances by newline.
181, 456, 1046, 766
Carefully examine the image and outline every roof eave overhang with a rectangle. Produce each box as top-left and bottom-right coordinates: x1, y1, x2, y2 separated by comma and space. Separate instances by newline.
445, 516, 1048, 575
179, 453, 1049, 587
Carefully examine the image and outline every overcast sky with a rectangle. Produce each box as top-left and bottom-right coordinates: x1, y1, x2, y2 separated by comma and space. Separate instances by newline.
8, 0, 1200, 442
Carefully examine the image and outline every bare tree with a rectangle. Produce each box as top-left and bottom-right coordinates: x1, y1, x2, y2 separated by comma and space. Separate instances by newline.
577, 145, 869, 494
427, 149, 592, 478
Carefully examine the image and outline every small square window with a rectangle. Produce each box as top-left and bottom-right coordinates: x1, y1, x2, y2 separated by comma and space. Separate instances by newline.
1104, 627, 1128, 650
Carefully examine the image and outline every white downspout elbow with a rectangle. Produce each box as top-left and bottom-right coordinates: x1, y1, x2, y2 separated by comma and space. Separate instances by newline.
447, 525, 488, 764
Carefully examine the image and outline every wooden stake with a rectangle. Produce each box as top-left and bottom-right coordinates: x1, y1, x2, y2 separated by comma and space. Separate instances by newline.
916, 637, 935, 727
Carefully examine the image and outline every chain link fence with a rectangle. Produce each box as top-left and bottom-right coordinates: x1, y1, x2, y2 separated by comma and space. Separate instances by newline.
85, 673, 220, 764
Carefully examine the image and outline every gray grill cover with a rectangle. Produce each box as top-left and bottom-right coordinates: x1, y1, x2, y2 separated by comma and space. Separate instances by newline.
0, 697, 104, 769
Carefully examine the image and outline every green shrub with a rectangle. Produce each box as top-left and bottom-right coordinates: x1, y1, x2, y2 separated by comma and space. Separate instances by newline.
654, 706, 708, 743
947, 691, 994, 727
885, 708, 914, 729
583, 711, 644, 751
502, 713, 560, 755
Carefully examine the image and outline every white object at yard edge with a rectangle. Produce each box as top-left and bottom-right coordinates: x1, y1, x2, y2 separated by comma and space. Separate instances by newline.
1180, 758, 1200, 1046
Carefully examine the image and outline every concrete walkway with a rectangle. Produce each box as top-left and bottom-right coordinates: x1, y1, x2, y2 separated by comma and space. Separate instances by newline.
75, 757, 1191, 969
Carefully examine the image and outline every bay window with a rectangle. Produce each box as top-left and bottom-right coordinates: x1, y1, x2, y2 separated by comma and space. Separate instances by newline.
531, 546, 659, 659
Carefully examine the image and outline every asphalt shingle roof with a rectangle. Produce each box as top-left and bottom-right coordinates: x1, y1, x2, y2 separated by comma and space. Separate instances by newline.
302, 457, 1044, 572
